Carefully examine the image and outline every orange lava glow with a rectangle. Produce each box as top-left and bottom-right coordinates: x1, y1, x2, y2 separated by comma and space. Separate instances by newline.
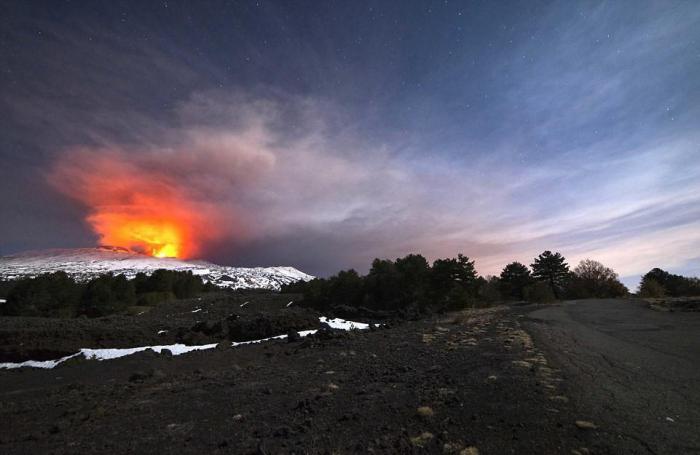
49, 148, 233, 259
90, 213, 186, 258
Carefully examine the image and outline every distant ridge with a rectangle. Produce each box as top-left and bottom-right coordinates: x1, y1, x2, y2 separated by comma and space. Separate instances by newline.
0, 247, 314, 291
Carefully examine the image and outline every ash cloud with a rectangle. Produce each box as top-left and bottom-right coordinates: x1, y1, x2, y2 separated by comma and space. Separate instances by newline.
44, 93, 425, 260
23, 89, 700, 281
2, 1, 700, 286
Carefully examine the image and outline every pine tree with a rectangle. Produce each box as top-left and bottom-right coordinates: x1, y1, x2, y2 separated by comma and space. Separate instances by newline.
499, 262, 532, 300
531, 251, 569, 299
431, 254, 478, 309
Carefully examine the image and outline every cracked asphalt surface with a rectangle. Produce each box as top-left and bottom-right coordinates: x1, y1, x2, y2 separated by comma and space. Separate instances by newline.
523, 299, 700, 454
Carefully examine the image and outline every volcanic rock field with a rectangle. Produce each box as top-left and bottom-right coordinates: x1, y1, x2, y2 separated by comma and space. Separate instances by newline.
0, 292, 607, 454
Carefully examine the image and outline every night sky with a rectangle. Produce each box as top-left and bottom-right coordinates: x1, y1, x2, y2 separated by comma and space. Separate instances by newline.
1, 1, 699, 288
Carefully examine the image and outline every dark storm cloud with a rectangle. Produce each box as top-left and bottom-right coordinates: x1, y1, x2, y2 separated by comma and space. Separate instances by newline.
1, 0, 699, 288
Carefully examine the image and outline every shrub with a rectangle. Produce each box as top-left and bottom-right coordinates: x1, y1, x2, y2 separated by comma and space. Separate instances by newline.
638, 278, 665, 298
0, 280, 18, 300
443, 284, 473, 311
478, 276, 502, 304
524, 281, 556, 303
136, 291, 176, 306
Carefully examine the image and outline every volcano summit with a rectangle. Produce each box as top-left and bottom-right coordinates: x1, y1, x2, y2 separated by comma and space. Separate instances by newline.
0, 247, 313, 291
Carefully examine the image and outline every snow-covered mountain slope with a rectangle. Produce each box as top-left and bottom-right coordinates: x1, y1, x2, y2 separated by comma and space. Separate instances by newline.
0, 247, 314, 291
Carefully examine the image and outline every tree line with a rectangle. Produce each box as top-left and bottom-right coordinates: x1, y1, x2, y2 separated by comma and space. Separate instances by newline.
0, 270, 214, 318
638, 268, 700, 298
1, 254, 697, 319
282, 251, 631, 312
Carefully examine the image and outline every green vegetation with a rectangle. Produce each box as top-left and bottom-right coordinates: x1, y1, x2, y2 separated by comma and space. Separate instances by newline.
0, 270, 215, 318
523, 281, 556, 303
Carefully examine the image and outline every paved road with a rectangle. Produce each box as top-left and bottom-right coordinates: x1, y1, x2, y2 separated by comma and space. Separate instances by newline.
523, 299, 700, 454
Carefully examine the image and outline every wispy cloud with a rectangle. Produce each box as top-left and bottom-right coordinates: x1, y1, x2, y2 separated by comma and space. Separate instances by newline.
2, 1, 699, 283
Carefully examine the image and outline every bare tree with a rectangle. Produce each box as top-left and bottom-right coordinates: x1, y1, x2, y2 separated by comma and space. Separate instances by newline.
571, 259, 627, 298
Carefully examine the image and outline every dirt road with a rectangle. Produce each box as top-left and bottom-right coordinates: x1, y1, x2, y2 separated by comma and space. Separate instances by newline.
523, 299, 700, 454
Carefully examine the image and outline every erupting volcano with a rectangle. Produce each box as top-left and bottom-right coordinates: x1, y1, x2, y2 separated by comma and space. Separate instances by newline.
91, 213, 188, 258
116, 220, 182, 258
48, 148, 234, 259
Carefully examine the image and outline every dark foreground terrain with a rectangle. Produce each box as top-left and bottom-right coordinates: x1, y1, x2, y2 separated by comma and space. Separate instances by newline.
0, 297, 698, 454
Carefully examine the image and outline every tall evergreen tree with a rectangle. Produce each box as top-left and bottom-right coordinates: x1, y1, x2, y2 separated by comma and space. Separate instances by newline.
431, 254, 478, 309
531, 251, 569, 299
394, 254, 431, 307
499, 262, 532, 300
327, 269, 364, 307
364, 258, 402, 309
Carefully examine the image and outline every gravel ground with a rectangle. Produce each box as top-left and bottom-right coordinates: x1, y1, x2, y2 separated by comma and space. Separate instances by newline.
0, 296, 606, 454
0, 292, 314, 362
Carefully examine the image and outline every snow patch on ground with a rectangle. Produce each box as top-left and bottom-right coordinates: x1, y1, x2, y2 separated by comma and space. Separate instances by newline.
81, 344, 218, 360
0, 317, 376, 370
0, 356, 77, 370
230, 329, 319, 347
320, 316, 373, 330
0, 344, 218, 370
